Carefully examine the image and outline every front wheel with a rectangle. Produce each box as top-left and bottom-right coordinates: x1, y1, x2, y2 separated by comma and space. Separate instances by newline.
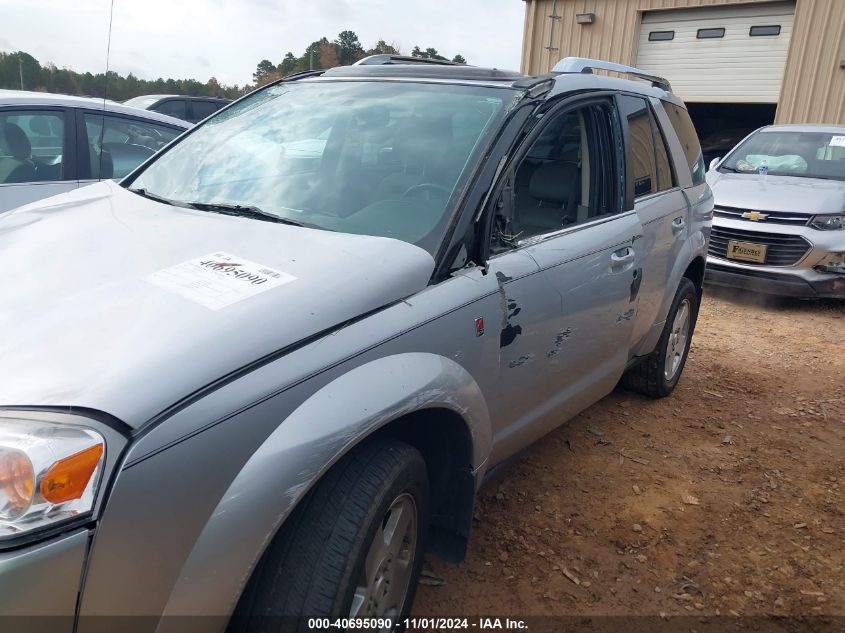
231, 438, 430, 633
622, 277, 699, 398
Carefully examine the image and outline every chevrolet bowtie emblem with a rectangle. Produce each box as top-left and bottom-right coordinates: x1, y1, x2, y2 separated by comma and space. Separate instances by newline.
741, 211, 769, 221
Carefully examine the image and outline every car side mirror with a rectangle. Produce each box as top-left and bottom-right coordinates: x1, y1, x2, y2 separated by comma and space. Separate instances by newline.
709, 157, 722, 172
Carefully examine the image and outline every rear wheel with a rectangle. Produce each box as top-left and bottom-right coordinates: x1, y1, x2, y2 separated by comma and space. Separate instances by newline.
622, 277, 699, 398
230, 438, 429, 633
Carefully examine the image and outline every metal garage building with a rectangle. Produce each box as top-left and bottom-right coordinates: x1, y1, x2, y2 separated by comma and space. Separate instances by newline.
519, 0, 844, 140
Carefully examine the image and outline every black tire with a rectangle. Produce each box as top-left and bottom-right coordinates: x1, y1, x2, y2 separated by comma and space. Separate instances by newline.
230, 438, 429, 633
622, 277, 699, 398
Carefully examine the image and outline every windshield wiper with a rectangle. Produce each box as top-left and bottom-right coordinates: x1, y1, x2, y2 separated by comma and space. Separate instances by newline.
185, 202, 305, 227
718, 165, 738, 173
128, 187, 189, 207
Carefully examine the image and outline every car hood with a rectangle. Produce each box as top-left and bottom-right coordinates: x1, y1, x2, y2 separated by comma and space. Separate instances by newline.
707, 171, 845, 214
0, 182, 435, 427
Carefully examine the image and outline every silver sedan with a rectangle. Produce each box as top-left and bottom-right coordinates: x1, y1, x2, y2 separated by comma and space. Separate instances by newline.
705, 124, 845, 298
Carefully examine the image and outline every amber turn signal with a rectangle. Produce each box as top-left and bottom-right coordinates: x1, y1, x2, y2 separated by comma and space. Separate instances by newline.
40, 444, 104, 504
0, 450, 35, 518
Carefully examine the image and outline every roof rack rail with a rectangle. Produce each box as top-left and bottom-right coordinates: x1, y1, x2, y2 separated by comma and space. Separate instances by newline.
552, 57, 672, 92
354, 54, 463, 67
278, 69, 325, 82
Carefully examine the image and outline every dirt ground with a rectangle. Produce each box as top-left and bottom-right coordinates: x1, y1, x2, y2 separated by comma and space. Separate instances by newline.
414, 287, 844, 620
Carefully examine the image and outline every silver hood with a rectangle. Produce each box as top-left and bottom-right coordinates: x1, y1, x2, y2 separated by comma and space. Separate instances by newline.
0, 182, 435, 427
707, 171, 845, 214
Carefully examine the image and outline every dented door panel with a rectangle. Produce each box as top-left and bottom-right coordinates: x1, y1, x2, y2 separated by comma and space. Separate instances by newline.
630, 188, 690, 353
486, 210, 643, 464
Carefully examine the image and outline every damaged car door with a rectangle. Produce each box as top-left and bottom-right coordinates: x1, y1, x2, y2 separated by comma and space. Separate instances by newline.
484, 96, 643, 463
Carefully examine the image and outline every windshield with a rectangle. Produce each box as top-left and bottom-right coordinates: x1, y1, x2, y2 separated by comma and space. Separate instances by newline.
128, 80, 514, 252
124, 96, 162, 109
720, 130, 845, 181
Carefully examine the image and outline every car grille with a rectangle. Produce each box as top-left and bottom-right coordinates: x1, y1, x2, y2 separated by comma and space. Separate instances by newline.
708, 226, 812, 266
713, 206, 811, 225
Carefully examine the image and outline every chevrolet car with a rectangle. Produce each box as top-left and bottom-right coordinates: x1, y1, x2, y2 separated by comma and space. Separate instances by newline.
706, 124, 845, 298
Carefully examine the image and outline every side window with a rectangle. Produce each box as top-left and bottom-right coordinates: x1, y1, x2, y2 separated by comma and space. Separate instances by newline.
618, 96, 657, 199
652, 113, 674, 191
189, 100, 221, 122
663, 101, 706, 185
152, 99, 187, 121
84, 113, 181, 180
0, 110, 65, 184
493, 102, 620, 246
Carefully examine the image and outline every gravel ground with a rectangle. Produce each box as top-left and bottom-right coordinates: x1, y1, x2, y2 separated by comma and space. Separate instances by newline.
414, 287, 844, 621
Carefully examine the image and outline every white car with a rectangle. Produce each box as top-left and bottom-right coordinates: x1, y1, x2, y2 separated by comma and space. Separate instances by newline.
0, 90, 190, 213
705, 124, 845, 298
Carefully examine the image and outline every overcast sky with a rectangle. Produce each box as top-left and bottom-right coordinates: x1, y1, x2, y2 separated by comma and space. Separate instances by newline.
0, 0, 526, 86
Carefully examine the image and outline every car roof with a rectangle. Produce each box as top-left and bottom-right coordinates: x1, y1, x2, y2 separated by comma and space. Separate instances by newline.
759, 124, 845, 134
128, 94, 231, 103
298, 58, 683, 106
0, 90, 192, 128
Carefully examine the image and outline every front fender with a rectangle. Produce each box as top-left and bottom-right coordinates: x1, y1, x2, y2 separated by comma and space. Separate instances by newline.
156, 352, 490, 625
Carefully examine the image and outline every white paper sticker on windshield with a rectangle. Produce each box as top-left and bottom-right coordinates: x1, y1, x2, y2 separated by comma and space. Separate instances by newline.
830, 136, 845, 147
145, 251, 296, 310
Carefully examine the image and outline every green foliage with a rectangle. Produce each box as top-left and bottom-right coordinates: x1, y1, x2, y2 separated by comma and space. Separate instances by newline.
0, 33, 469, 101
411, 46, 447, 61
365, 40, 399, 56
278, 52, 297, 77
335, 30, 365, 66
0, 50, 245, 100
253, 59, 276, 84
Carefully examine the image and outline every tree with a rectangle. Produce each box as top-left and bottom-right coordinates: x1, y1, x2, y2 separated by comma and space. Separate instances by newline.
206, 76, 222, 97
411, 46, 447, 61
452, 54, 467, 64
278, 52, 297, 77
11, 51, 42, 91
366, 40, 400, 56
335, 30, 365, 65
253, 59, 276, 85
297, 40, 325, 72
0, 50, 245, 100
319, 40, 340, 69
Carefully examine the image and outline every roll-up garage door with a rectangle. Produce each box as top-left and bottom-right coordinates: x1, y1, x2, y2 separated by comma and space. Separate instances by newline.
636, 2, 795, 103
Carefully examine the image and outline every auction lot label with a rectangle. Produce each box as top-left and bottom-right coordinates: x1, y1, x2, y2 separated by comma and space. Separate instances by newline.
145, 251, 297, 310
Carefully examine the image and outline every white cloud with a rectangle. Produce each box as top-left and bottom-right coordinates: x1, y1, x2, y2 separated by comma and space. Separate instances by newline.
0, 0, 525, 86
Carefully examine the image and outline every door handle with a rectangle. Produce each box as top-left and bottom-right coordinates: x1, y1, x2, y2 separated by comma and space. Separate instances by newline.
671, 217, 686, 233
611, 247, 635, 270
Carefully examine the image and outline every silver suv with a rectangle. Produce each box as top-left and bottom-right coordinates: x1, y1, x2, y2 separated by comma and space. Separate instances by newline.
0, 56, 711, 630
706, 124, 845, 298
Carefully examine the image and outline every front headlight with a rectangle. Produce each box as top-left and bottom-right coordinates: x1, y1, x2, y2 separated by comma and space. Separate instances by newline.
809, 214, 845, 230
1, 414, 106, 539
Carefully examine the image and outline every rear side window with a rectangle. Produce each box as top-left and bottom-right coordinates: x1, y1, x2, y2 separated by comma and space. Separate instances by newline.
152, 99, 187, 120
0, 110, 65, 184
84, 113, 181, 179
618, 96, 675, 199
652, 115, 674, 191
618, 96, 657, 198
189, 100, 222, 123
662, 101, 706, 185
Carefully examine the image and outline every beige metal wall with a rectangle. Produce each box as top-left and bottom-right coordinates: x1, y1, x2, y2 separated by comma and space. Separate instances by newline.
520, 0, 845, 123
778, 0, 845, 123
